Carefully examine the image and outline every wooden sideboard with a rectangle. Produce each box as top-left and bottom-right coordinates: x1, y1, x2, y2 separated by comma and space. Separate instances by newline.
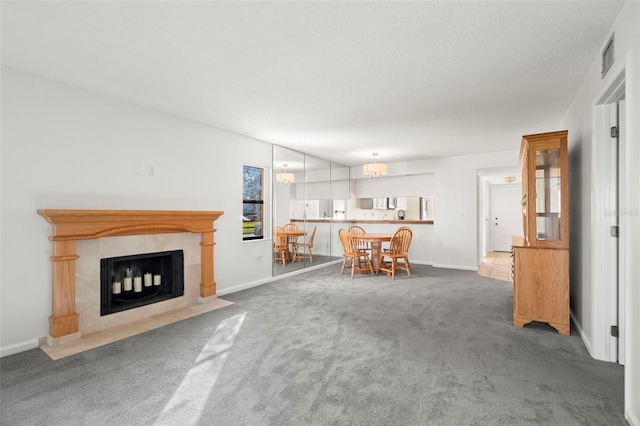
512, 243, 570, 335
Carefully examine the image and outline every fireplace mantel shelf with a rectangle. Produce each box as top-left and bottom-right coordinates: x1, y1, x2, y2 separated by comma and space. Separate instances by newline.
38, 209, 222, 240
38, 209, 224, 346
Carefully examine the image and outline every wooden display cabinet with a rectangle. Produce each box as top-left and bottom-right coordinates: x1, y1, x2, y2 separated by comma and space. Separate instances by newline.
512, 130, 570, 335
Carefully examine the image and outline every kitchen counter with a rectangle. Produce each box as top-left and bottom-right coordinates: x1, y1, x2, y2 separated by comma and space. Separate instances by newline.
291, 219, 433, 225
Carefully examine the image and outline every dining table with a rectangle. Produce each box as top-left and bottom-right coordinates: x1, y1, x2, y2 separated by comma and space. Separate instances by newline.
351, 233, 393, 273
281, 228, 307, 261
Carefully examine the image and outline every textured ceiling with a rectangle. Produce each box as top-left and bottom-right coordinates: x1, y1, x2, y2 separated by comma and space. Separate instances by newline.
1, 1, 624, 166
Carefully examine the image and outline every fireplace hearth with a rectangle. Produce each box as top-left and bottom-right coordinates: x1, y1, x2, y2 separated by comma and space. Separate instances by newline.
37, 209, 223, 346
101, 250, 184, 316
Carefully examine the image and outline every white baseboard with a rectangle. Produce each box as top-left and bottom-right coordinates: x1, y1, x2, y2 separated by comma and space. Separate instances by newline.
217, 260, 341, 296
216, 276, 279, 296
571, 310, 594, 357
627, 409, 640, 426
409, 260, 434, 266
432, 263, 478, 271
0, 338, 40, 358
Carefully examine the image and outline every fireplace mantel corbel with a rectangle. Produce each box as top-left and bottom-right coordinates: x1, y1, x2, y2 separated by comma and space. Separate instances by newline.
38, 209, 224, 346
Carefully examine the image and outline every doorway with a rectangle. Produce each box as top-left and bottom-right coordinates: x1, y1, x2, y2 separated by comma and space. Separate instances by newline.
490, 184, 522, 252
594, 93, 626, 365
477, 166, 520, 264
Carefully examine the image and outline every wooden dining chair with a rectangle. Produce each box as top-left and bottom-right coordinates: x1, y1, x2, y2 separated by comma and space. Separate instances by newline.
283, 223, 300, 254
378, 226, 413, 280
293, 225, 316, 263
338, 228, 374, 278
273, 227, 289, 266
348, 225, 371, 253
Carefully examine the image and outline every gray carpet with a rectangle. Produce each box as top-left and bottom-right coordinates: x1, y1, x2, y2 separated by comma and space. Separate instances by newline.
272, 254, 337, 276
0, 265, 625, 425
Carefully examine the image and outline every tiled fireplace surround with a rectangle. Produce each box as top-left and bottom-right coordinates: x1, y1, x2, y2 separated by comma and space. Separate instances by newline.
77, 233, 200, 335
37, 210, 225, 355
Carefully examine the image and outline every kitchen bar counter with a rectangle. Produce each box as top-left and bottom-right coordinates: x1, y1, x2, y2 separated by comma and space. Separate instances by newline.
291, 219, 433, 225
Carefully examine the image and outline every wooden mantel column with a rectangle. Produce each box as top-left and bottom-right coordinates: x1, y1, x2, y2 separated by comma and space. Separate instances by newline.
200, 230, 216, 299
38, 209, 224, 345
49, 240, 80, 340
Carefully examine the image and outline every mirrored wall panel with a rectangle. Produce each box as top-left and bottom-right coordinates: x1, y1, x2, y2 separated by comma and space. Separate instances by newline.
273, 145, 350, 276
330, 161, 351, 259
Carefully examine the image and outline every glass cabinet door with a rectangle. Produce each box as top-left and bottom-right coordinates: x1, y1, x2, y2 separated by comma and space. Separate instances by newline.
534, 148, 561, 242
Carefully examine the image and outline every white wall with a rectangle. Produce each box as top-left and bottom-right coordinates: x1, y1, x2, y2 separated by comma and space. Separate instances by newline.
625, 44, 640, 426
479, 179, 490, 260
0, 66, 523, 356
0, 67, 275, 355
432, 151, 521, 270
558, 1, 639, 423
356, 173, 434, 198
352, 150, 520, 270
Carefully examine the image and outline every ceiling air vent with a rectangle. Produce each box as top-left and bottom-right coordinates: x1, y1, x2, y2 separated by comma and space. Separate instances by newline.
602, 32, 614, 79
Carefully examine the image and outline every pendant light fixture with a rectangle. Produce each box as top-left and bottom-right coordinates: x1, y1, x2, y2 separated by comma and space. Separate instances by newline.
363, 152, 388, 177
275, 163, 295, 183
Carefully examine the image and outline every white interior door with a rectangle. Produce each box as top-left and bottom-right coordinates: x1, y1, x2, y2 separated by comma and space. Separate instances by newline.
617, 100, 626, 365
604, 102, 621, 364
594, 100, 624, 364
490, 184, 521, 252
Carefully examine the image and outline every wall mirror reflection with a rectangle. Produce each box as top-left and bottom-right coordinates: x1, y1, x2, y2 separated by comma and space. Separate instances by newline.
273, 146, 349, 276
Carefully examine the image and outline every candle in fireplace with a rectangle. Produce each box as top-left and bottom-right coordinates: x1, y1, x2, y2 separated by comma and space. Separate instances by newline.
112, 280, 122, 294
133, 276, 142, 292
153, 274, 161, 286
144, 272, 152, 287
123, 277, 133, 291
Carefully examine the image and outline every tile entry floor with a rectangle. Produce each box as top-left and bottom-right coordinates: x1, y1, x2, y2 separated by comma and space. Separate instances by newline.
478, 251, 513, 282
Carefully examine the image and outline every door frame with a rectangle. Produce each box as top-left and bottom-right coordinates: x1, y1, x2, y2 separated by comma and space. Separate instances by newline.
592, 74, 626, 364
490, 184, 522, 252
476, 166, 520, 265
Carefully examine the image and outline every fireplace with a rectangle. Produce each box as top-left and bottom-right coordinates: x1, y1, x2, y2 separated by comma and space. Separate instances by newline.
101, 250, 184, 316
37, 209, 224, 347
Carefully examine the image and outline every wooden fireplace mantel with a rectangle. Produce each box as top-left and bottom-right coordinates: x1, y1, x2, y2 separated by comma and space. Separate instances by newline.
38, 209, 224, 344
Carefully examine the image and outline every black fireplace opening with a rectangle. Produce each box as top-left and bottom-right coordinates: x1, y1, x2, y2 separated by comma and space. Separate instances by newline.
101, 250, 184, 316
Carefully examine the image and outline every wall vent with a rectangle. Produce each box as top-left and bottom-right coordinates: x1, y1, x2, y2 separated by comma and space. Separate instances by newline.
602, 32, 615, 79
